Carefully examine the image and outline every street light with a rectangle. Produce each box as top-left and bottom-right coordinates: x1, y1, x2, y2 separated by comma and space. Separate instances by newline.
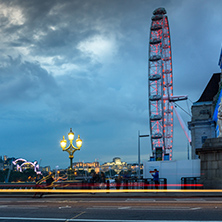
60, 128, 82, 171
138, 130, 149, 179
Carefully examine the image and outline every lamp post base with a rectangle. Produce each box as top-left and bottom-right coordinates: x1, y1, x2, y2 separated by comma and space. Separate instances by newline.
67, 168, 75, 180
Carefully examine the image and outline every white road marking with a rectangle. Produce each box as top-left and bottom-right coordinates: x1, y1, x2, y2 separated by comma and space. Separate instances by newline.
59, 205, 71, 209
191, 207, 202, 210
86, 206, 200, 211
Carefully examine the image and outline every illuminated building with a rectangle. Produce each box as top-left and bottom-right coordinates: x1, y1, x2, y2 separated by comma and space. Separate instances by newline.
2, 156, 16, 170
188, 73, 221, 159
188, 49, 222, 159
73, 161, 100, 174
12, 158, 41, 174
73, 158, 133, 175
194, 51, 222, 188
40, 166, 51, 175
100, 157, 128, 174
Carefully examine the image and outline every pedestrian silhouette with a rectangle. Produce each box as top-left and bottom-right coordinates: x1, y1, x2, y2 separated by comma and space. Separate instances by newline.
151, 169, 159, 189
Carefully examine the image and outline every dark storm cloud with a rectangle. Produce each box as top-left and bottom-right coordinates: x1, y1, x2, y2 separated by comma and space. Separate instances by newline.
0, 0, 155, 61
0, 56, 58, 103
1, 0, 120, 59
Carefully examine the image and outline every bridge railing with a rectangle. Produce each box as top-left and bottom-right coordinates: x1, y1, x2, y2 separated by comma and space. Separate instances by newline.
0, 182, 35, 189
181, 177, 202, 189
0, 178, 168, 190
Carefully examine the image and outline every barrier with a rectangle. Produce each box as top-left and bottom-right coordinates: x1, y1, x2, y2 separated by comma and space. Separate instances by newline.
0, 178, 168, 190
143, 178, 167, 189
181, 177, 202, 189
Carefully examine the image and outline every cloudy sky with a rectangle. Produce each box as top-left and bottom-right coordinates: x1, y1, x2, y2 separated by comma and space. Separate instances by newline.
0, 0, 221, 169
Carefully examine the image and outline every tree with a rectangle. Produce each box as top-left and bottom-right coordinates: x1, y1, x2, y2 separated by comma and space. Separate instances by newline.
0, 169, 37, 182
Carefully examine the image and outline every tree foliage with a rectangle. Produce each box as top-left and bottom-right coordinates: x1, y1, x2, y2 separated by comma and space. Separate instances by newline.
0, 169, 36, 182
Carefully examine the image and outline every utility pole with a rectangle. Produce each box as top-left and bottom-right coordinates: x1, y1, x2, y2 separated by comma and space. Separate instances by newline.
138, 131, 149, 179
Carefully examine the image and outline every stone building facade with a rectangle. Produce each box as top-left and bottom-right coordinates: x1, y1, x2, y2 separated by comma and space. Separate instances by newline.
188, 73, 220, 159
196, 138, 222, 188
188, 50, 222, 188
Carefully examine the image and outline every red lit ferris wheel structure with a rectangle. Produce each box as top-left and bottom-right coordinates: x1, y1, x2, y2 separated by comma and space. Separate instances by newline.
148, 8, 188, 161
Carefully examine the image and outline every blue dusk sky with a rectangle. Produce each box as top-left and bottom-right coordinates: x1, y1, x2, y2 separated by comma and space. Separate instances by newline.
0, 0, 221, 169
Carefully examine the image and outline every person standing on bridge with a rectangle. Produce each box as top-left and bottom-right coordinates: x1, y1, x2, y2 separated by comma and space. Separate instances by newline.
151, 169, 159, 189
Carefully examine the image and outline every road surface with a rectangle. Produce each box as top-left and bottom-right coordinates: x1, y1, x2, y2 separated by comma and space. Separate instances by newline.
0, 194, 221, 221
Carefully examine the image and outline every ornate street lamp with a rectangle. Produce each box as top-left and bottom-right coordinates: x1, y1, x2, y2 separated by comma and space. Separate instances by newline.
60, 128, 83, 171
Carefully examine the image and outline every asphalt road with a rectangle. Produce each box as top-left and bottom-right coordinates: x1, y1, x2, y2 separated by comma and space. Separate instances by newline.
0, 194, 222, 221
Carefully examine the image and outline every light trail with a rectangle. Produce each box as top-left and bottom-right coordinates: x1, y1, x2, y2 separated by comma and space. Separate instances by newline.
0, 189, 222, 193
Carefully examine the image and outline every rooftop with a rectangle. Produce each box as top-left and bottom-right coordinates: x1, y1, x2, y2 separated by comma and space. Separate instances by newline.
195, 73, 220, 103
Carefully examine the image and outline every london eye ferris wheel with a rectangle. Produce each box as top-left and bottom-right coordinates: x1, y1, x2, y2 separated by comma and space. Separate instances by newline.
148, 7, 189, 161
148, 8, 174, 161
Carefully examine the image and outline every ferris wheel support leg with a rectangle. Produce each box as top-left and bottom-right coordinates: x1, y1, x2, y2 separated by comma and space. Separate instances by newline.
172, 103, 191, 144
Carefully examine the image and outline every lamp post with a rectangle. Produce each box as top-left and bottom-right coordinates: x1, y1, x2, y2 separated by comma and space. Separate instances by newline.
138, 130, 149, 179
60, 128, 82, 179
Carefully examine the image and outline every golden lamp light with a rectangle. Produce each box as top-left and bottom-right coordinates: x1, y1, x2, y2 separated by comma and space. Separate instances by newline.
60, 128, 82, 170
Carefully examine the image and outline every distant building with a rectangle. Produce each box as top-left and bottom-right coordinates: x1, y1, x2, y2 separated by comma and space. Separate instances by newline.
73, 158, 140, 176
1, 155, 45, 174
0, 156, 3, 170
39, 166, 51, 175
73, 161, 100, 174
3, 156, 16, 170
100, 157, 128, 174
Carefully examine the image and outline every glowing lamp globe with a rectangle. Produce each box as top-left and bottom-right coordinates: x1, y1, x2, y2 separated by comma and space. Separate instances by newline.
76, 135, 82, 148
60, 136, 67, 149
68, 128, 74, 141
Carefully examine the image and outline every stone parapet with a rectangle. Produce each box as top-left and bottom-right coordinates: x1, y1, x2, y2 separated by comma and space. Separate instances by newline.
196, 138, 222, 189
202, 137, 222, 149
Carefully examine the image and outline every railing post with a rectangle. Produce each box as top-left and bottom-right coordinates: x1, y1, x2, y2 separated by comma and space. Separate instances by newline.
164, 178, 167, 189
184, 177, 186, 189
106, 180, 110, 190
